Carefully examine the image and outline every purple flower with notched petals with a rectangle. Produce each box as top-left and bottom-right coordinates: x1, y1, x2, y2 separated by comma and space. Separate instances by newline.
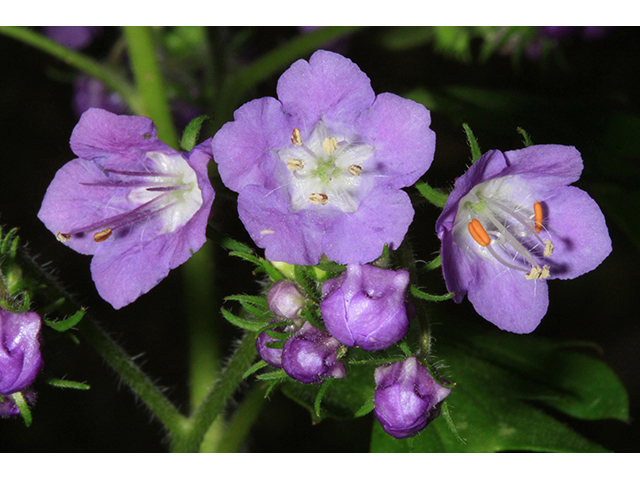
374, 357, 450, 439
212, 50, 435, 265
281, 321, 346, 384
38, 108, 215, 309
436, 145, 612, 334
0, 309, 43, 397
321, 264, 411, 351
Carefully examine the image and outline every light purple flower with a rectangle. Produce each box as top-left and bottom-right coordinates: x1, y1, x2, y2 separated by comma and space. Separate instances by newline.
281, 321, 346, 384
38, 108, 215, 309
435, 145, 612, 333
267, 280, 306, 319
374, 357, 450, 439
0, 309, 43, 396
320, 264, 411, 351
43, 26, 103, 50
212, 50, 435, 265
73, 76, 128, 118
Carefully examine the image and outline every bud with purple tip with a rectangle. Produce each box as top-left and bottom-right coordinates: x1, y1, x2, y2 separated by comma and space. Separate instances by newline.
0, 309, 44, 398
374, 357, 451, 439
281, 322, 346, 384
256, 319, 300, 368
320, 264, 411, 351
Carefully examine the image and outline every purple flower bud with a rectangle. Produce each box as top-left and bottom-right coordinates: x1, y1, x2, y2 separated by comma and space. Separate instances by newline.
0, 309, 44, 396
267, 280, 305, 318
320, 264, 411, 351
281, 322, 346, 384
374, 357, 451, 439
256, 319, 299, 368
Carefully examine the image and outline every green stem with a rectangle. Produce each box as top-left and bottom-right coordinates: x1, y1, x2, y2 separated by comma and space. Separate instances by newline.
170, 330, 258, 452
122, 26, 179, 148
0, 26, 141, 114
214, 385, 266, 453
415, 181, 449, 208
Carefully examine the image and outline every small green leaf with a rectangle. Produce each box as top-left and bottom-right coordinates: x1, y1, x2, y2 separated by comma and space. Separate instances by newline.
180, 115, 209, 152
220, 308, 269, 332
47, 378, 91, 390
354, 397, 375, 418
314, 377, 334, 417
517, 127, 534, 146
410, 285, 455, 302
462, 123, 482, 162
414, 181, 449, 208
11, 392, 32, 427
243, 360, 269, 379
44, 308, 86, 332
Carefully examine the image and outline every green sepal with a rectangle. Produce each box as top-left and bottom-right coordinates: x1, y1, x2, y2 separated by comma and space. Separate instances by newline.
220, 308, 270, 332
47, 378, 91, 390
517, 127, 534, 147
462, 123, 482, 163
314, 377, 334, 417
180, 114, 209, 152
354, 397, 375, 418
224, 294, 270, 318
410, 285, 455, 302
256, 369, 290, 382
414, 181, 449, 208
423, 254, 442, 272
11, 391, 32, 427
44, 308, 86, 332
243, 360, 269, 379
229, 251, 285, 281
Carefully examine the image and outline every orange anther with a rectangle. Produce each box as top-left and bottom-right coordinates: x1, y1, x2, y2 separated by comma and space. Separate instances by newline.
94, 228, 113, 243
468, 219, 491, 247
534, 201, 544, 233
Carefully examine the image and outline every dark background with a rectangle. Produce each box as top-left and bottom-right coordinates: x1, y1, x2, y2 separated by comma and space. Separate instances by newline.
0, 26, 638, 452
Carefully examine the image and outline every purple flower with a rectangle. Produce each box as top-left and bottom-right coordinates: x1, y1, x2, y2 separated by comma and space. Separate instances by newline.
267, 280, 306, 319
281, 321, 346, 384
0, 309, 43, 396
320, 264, 411, 351
73, 76, 129, 118
435, 145, 612, 333
212, 50, 435, 265
38, 108, 215, 309
374, 357, 450, 439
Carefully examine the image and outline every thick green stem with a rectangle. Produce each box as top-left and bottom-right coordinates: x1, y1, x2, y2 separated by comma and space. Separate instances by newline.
0, 26, 141, 113
122, 26, 179, 148
214, 385, 266, 452
170, 330, 258, 453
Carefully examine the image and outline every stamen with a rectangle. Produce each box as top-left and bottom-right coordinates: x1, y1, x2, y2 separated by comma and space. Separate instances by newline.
543, 240, 554, 257
348, 164, 362, 176
287, 159, 305, 172
94, 228, 113, 242
309, 193, 329, 205
291, 128, 303, 146
468, 219, 491, 247
322, 137, 338, 155
534, 201, 544, 233
56, 232, 71, 243
525, 266, 542, 280
540, 265, 550, 279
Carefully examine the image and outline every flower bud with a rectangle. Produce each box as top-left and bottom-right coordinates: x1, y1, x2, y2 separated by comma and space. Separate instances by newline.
0, 309, 44, 396
320, 264, 411, 351
267, 280, 305, 318
256, 319, 299, 368
281, 322, 346, 384
374, 357, 451, 439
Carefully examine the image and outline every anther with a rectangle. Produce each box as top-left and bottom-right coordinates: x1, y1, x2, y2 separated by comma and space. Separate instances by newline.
94, 228, 113, 242
534, 201, 544, 234
540, 265, 550, 279
322, 137, 338, 155
56, 232, 71, 243
287, 159, 305, 172
543, 239, 554, 257
525, 266, 542, 280
348, 164, 362, 176
291, 128, 303, 146
309, 193, 329, 205
468, 219, 491, 247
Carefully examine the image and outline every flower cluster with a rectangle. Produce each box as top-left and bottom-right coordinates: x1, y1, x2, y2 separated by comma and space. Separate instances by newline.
38, 108, 215, 309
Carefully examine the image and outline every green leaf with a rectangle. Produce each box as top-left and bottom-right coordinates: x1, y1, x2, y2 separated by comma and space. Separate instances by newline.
180, 114, 209, 152
44, 308, 86, 332
47, 378, 91, 390
220, 308, 269, 332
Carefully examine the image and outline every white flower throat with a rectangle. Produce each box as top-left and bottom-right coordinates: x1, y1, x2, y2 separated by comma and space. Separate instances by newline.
56, 152, 202, 244
453, 176, 555, 280
276, 121, 375, 213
